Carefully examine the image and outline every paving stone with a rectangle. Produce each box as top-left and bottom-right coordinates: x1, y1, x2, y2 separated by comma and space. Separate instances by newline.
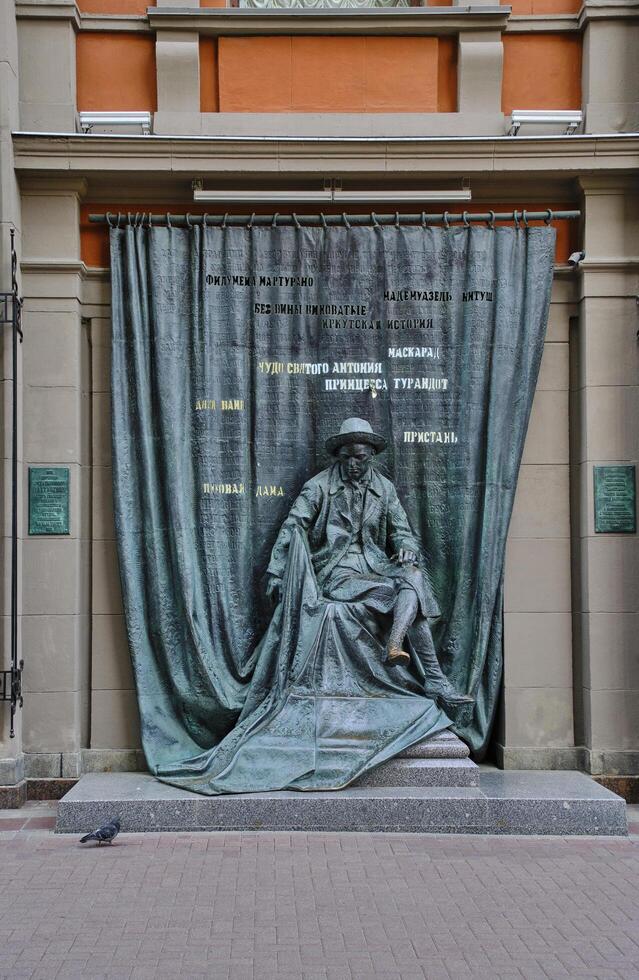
2, 817, 639, 979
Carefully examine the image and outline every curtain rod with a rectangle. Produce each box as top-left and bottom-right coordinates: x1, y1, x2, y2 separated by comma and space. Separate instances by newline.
89, 210, 580, 228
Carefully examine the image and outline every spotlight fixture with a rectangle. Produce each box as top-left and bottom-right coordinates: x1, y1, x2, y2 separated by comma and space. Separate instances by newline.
78, 112, 152, 136
508, 110, 582, 136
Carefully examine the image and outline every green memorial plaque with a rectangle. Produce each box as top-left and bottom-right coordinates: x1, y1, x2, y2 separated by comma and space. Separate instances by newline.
594, 465, 636, 534
29, 467, 70, 535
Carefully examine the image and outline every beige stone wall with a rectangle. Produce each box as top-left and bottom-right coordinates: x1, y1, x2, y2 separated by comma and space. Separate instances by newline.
497, 279, 578, 769
2, 0, 638, 786
88, 314, 141, 760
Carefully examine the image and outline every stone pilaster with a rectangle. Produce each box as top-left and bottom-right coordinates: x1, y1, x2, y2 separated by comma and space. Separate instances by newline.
16, 0, 78, 133
581, 1, 639, 134
573, 175, 639, 776
457, 30, 503, 123
19, 177, 91, 781
154, 30, 201, 136
496, 277, 580, 770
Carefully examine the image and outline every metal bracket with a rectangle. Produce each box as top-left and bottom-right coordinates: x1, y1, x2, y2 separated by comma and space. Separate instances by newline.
0, 662, 23, 707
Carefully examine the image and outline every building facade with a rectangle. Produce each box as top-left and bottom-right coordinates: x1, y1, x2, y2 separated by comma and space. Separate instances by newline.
0, 0, 637, 802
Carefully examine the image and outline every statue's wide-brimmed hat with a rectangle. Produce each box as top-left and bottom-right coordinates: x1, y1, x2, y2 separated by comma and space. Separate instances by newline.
325, 418, 387, 455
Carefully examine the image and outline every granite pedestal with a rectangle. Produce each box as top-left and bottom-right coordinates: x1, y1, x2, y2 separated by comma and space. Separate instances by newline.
57, 767, 627, 838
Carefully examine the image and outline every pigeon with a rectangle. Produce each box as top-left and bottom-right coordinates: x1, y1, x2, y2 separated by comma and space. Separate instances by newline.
79, 818, 121, 845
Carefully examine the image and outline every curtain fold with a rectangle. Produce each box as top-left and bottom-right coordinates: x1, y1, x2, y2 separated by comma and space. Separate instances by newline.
110, 222, 555, 787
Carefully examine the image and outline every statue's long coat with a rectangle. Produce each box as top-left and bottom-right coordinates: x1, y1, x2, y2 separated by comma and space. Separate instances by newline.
267, 463, 440, 618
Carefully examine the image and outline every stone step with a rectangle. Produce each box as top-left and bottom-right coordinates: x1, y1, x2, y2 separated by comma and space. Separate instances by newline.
354, 757, 478, 788
397, 730, 470, 760
56, 771, 628, 837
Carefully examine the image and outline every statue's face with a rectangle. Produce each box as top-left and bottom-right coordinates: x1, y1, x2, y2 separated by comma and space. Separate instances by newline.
337, 443, 375, 483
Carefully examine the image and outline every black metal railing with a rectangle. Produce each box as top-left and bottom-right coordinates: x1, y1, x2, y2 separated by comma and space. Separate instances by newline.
0, 228, 23, 737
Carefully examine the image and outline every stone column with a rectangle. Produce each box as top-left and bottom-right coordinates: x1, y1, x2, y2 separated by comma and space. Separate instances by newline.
0, 0, 25, 803
19, 177, 91, 783
573, 176, 639, 777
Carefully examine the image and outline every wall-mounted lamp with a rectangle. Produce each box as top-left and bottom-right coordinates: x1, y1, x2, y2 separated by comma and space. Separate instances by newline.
508, 110, 582, 137
192, 183, 472, 204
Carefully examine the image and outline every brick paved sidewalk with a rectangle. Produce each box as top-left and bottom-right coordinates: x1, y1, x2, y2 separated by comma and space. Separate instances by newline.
0, 804, 637, 980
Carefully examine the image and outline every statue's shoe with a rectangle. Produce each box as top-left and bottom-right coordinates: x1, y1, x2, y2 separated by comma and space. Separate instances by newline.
431, 685, 474, 706
387, 646, 410, 665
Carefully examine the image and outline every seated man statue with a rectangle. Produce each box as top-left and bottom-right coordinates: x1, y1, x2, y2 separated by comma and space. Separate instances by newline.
265, 417, 472, 709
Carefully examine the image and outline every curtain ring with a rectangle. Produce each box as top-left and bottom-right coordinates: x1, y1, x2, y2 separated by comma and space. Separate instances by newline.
292, 212, 301, 229
513, 210, 520, 229
202, 213, 208, 229
487, 210, 496, 230
185, 212, 192, 229
522, 209, 529, 228
342, 212, 351, 229
545, 208, 553, 225
320, 212, 327, 229
443, 211, 450, 229
127, 212, 133, 227
421, 211, 427, 228
395, 211, 400, 229
221, 212, 228, 229
371, 212, 380, 228
462, 210, 470, 228
271, 213, 279, 227
248, 212, 255, 229
147, 212, 153, 229
166, 213, 172, 228
105, 211, 113, 228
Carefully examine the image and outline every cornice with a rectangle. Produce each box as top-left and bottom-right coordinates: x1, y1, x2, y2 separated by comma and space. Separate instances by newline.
15, 0, 80, 28
77, 13, 150, 32
11, 132, 639, 181
147, 5, 510, 36
506, 13, 579, 32
21, 259, 86, 276
578, 0, 639, 25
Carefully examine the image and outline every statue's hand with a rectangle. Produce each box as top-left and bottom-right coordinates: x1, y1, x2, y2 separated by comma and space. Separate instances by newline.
397, 548, 417, 566
266, 576, 282, 606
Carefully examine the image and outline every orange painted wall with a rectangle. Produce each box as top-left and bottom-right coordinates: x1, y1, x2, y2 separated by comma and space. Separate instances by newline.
77, 34, 157, 112
80, 203, 577, 269
502, 34, 582, 113
199, 38, 219, 112
437, 37, 457, 113
77, 0, 224, 7
505, 0, 581, 12
77, 0, 148, 10
215, 36, 456, 113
